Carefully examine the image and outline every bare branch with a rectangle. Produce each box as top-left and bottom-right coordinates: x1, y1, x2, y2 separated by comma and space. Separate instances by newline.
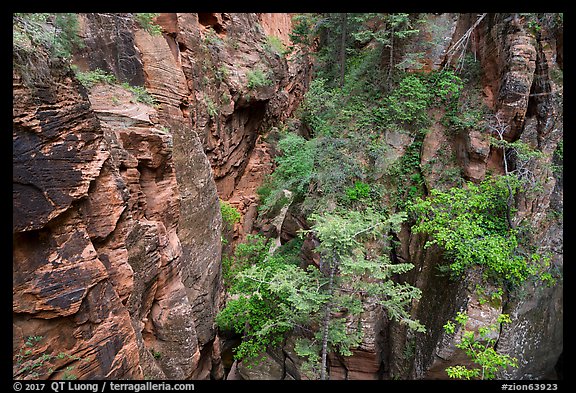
444, 13, 488, 72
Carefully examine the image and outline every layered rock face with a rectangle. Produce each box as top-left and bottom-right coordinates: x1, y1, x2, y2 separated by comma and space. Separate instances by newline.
159, 13, 310, 242
13, 13, 224, 380
13, 12, 309, 380
13, 47, 145, 379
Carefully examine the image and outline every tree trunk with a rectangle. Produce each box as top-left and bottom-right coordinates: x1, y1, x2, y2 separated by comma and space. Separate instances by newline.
320, 260, 336, 380
339, 13, 347, 87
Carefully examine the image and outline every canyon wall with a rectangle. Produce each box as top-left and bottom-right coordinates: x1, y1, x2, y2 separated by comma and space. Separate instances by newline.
13, 12, 307, 380
13, 12, 561, 381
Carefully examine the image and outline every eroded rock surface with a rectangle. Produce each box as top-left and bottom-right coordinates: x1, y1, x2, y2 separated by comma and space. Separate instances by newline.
13, 14, 225, 380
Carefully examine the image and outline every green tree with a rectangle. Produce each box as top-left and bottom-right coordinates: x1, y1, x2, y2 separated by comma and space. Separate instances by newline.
135, 13, 162, 36
220, 199, 241, 231
302, 208, 425, 379
217, 235, 327, 364
443, 312, 518, 380
409, 175, 555, 287
409, 176, 529, 285
217, 208, 425, 379
13, 13, 84, 59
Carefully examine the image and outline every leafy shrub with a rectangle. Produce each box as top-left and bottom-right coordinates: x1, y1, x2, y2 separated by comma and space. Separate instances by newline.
266, 35, 286, 55
443, 312, 518, 380
298, 78, 338, 136
73, 67, 117, 88
246, 69, 272, 90
120, 82, 157, 105
205, 96, 218, 118
13, 13, 84, 59
14, 335, 90, 379
345, 181, 371, 202
409, 175, 553, 286
73, 67, 157, 105
217, 234, 311, 364
220, 199, 241, 231
262, 133, 315, 209
385, 74, 431, 126
135, 13, 162, 36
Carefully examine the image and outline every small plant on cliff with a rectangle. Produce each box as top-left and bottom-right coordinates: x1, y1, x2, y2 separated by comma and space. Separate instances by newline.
205, 96, 219, 119
73, 67, 117, 88
135, 13, 162, 36
121, 82, 157, 105
265, 35, 286, 56
443, 312, 518, 380
72, 67, 157, 105
344, 181, 371, 202
246, 69, 273, 90
220, 199, 241, 231
14, 335, 90, 379
13, 13, 84, 59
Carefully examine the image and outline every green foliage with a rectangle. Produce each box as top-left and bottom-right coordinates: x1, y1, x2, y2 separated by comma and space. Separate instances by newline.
409, 175, 556, 287
259, 130, 368, 216
73, 67, 117, 88
384, 74, 431, 127
445, 365, 480, 380
218, 208, 425, 375
203, 28, 223, 46
14, 335, 90, 379
383, 138, 426, 210
350, 13, 419, 46
292, 68, 465, 212
443, 320, 456, 335
345, 181, 371, 202
205, 96, 219, 118
309, 13, 421, 88
308, 209, 424, 333
265, 35, 286, 55
289, 13, 317, 49
298, 78, 339, 136
52, 13, 85, 58
273, 133, 315, 193
217, 235, 325, 365
554, 139, 563, 162
410, 176, 527, 285
443, 312, 518, 380
246, 69, 273, 90
220, 199, 241, 231
383, 70, 463, 129
293, 207, 425, 378
135, 13, 162, 36
215, 65, 229, 83
221, 234, 269, 288
293, 338, 322, 378
72, 68, 157, 105
13, 13, 84, 59
120, 82, 157, 105
475, 285, 504, 307
258, 133, 315, 212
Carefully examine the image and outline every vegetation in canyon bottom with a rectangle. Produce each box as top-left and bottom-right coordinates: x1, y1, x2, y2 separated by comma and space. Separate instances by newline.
216, 12, 561, 380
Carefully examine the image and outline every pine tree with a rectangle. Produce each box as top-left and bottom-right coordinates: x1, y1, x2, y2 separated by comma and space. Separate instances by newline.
300, 208, 425, 379
216, 208, 425, 379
